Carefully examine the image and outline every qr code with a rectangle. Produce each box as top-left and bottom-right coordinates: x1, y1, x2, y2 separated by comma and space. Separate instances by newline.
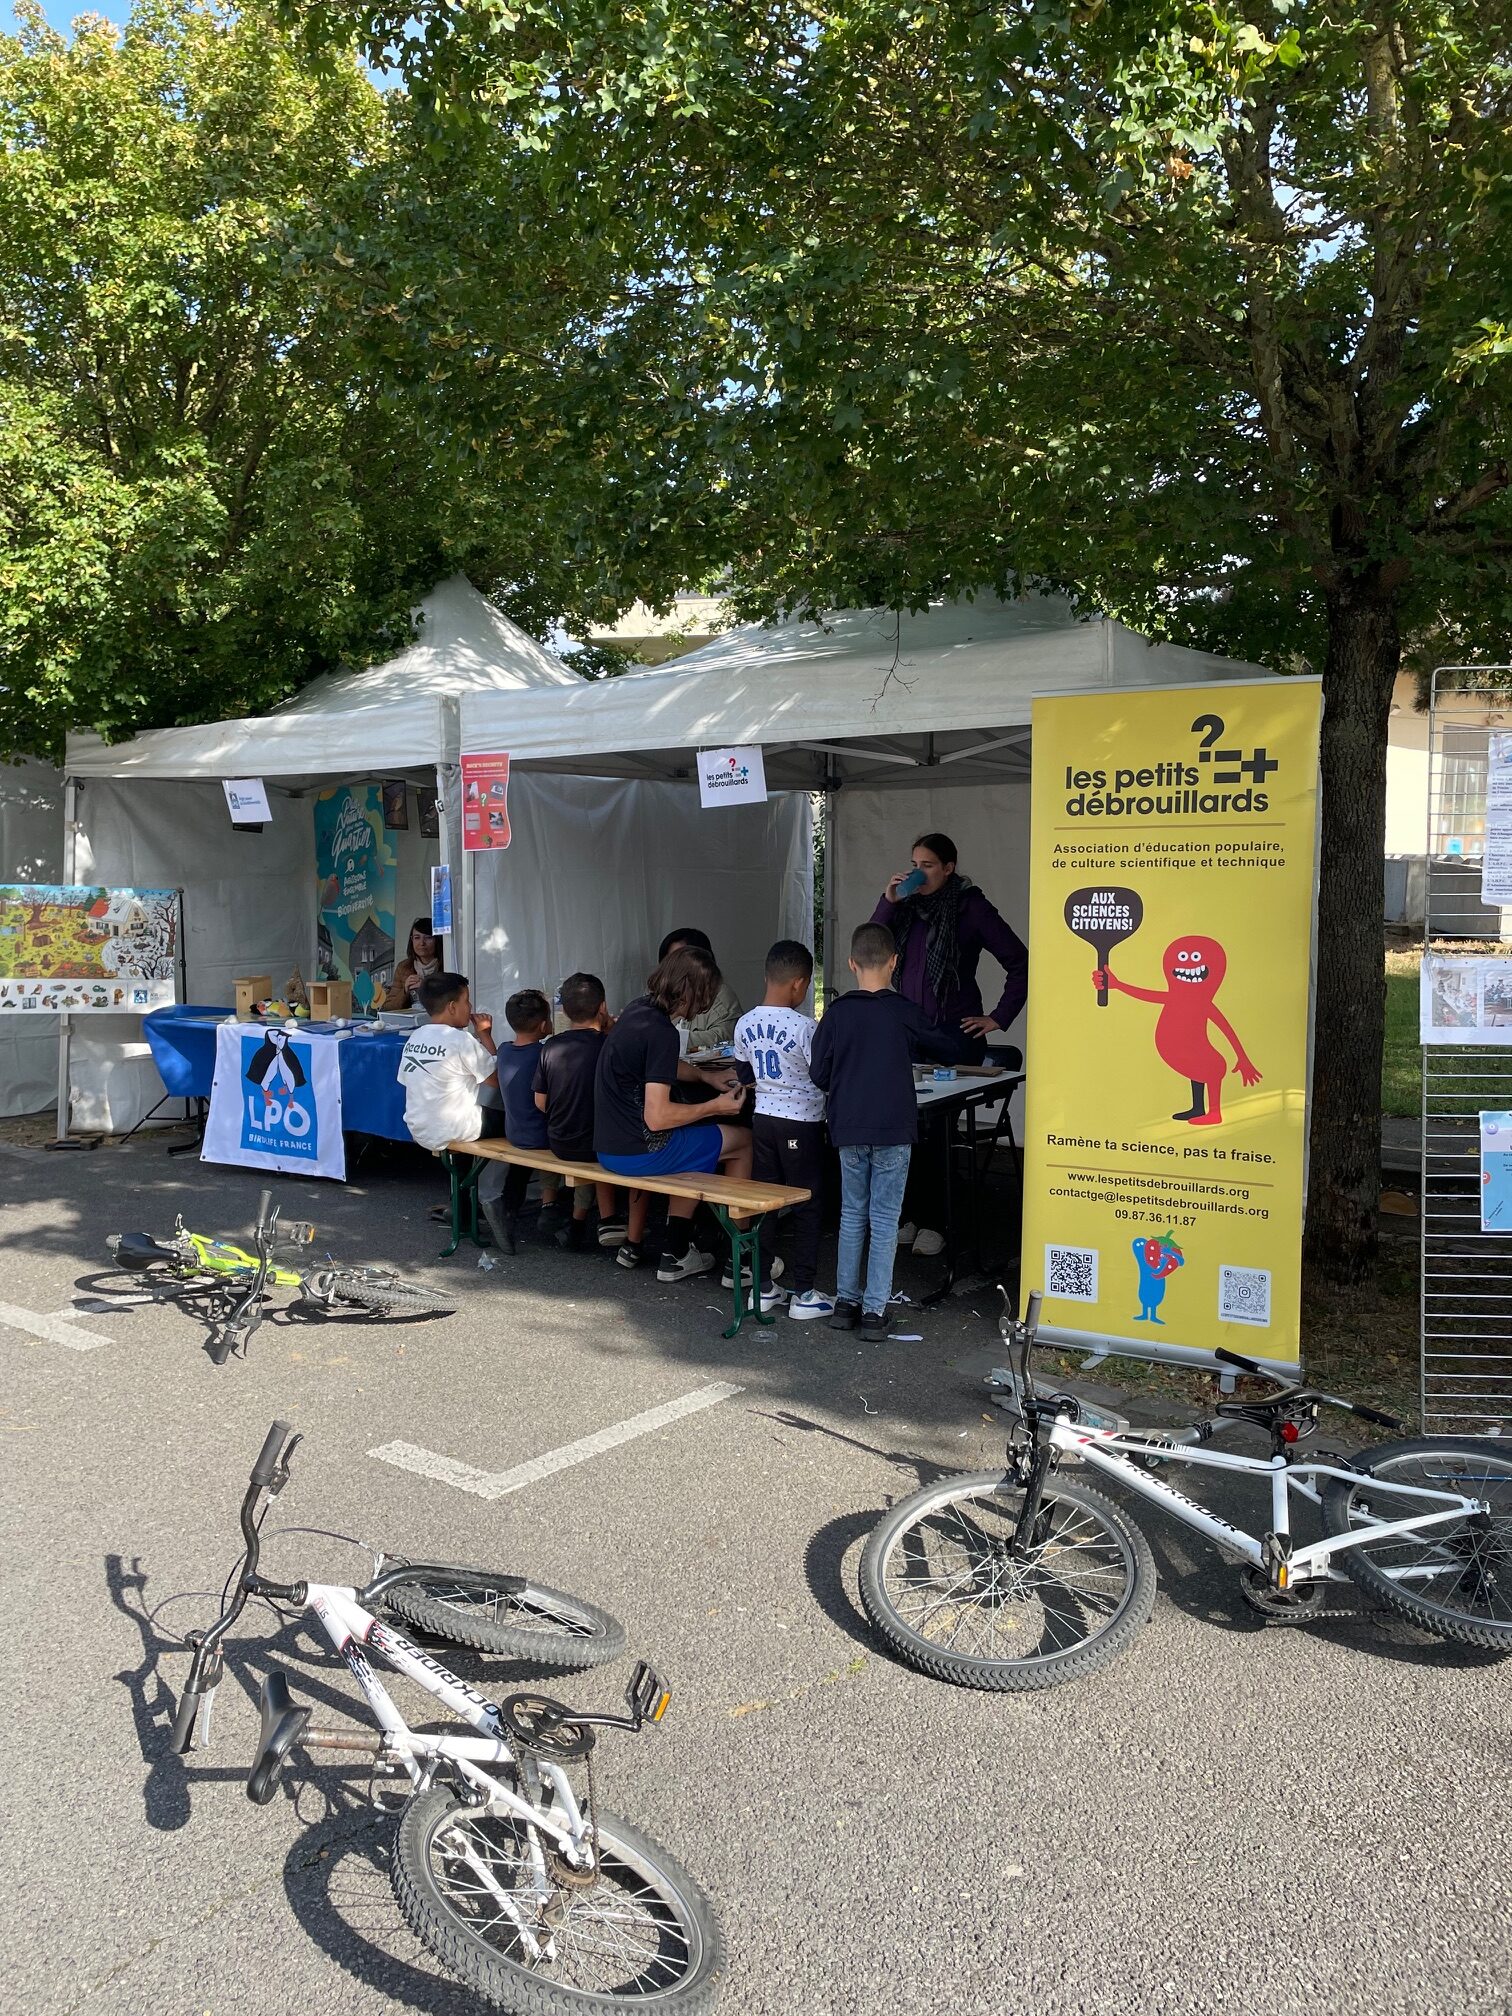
1219, 1265, 1271, 1326
1046, 1244, 1098, 1303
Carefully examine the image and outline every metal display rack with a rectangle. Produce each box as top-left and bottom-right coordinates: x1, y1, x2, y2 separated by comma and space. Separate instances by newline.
1421, 666, 1512, 1430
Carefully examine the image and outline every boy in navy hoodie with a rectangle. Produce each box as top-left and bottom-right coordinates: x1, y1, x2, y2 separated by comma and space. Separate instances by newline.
809, 922, 955, 1340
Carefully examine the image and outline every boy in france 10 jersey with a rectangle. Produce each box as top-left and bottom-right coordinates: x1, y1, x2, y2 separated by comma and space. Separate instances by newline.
733, 941, 834, 1319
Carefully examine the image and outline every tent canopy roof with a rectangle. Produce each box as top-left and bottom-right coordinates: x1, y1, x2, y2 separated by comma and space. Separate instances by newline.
64, 575, 578, 784
461, 593, 1270, 791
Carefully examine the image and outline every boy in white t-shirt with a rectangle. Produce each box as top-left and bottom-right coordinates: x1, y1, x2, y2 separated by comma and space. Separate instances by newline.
399, 971, 501, 1151
733, 940, 833, 1320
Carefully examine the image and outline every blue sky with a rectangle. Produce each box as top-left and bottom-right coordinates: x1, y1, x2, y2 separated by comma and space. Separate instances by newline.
5, 1, 131, 32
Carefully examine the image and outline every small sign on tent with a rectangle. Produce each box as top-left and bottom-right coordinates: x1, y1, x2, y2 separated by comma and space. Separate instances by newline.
697, 745, 767, 809
223, 778, 271, 825
430, 863, 453, 936
461, 753, 511, 851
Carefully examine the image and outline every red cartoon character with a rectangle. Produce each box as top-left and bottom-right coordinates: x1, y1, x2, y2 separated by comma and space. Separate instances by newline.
1094, 935, 1261, 1125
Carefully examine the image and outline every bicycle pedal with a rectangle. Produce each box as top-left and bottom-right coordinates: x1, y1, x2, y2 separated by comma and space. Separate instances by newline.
1260, 1530, 1294, 1591
626, 1660, 671, 1728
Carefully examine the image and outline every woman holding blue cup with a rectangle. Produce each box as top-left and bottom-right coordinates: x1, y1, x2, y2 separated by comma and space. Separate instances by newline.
872, 832, 1028, 1256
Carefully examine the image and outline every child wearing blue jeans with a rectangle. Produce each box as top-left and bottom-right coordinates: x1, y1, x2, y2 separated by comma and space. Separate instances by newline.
809, 922, 956, 1341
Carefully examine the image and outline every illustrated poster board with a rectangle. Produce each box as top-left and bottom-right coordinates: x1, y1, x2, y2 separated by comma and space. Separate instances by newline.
0, 885, 179, 1013
313, 784, 397, 1011
1021, 679, 1322, 1369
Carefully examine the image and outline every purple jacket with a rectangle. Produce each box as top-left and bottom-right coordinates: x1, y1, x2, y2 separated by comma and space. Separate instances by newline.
871, 884, 1028, 1034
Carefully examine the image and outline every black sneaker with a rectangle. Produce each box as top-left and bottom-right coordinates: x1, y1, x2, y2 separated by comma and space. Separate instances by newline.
615, 1240, 646, 1271
860, 1309, 892, 1342
482, 1205, 518, 1256
555, 1217, 590, 1253
597, 1218, 629, 1248
829, 1300, 861, 1331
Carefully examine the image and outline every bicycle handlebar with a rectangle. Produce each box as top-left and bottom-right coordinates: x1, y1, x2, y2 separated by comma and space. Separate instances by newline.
251, 1420, 293, 1488
173, 1422, 301, 1753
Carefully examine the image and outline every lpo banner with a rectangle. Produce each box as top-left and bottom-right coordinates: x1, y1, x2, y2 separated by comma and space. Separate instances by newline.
1021, 676, 1321, 1370
202, 1023, 346, 1181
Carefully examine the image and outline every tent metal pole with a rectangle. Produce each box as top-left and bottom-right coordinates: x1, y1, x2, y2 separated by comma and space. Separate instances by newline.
822, 757, 838, 1005
54, 777, 78, 1143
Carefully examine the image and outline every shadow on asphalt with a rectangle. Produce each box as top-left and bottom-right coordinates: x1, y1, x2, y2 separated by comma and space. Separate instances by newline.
107, 1547, 647, 1837
6, 1140, 1025, 1447
280, 1790, 479, 2016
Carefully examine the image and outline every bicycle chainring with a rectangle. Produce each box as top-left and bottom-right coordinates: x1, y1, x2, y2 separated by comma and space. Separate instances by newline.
1237, 1569, 1330, 1623
498, 1692, 596, 1760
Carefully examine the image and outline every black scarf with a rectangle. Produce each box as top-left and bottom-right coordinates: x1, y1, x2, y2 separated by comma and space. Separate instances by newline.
892, 872, 971, 1011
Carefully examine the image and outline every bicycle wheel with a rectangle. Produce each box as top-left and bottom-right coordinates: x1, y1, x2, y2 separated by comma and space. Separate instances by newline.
859, 1468, 1155, 1690
311, 1268, 457, 1317
382, 1569, 626, 1667
1321, 1437, 1512, 1650
392, 1788, 723, 2015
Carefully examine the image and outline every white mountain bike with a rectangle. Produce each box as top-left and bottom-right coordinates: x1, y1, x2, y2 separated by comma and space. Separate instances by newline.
860, 1290, 1512, 1689
172, 1423, 723, 2013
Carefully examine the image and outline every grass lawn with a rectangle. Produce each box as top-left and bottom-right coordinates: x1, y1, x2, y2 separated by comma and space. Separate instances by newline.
1382, 947, 1421, 1118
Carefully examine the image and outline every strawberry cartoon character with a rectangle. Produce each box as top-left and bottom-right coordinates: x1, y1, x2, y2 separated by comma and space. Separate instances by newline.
1132, 1232, 1184, 1323
1094, 934, 1261, 1125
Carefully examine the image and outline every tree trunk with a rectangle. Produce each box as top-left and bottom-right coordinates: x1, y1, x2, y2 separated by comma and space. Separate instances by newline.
1305, 586, 1400, 1282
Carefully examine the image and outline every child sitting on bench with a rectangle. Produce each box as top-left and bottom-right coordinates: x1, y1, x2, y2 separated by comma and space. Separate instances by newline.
533, 971, 628, 1253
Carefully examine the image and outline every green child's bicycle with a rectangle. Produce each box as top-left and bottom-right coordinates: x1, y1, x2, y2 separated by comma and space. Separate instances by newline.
109, 1189, 456, 1364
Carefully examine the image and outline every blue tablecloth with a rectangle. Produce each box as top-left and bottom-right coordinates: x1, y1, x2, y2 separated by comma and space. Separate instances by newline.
144, 1008, 414, 1143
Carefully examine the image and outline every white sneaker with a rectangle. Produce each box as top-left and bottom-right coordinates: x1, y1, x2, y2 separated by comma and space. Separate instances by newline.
912, 1227, 945, 1257
721, 1256, 785, 1289
657, 1246, 716, 1283
756, 1282, 790, 1312
788, 1289, 836, 1321
896, 1222, 918, 1249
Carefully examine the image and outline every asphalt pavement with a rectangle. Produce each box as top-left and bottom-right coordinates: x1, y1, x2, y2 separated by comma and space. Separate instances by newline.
0, 1136, 1506, 2016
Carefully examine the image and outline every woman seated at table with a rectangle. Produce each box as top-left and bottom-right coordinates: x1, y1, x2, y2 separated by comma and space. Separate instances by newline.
595, 944, 749, 1282
385, 917, 442, 1009
658, 927, 742, 1051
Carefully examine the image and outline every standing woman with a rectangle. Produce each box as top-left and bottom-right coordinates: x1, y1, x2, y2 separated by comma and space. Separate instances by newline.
595, 944, 753, 1285
872, 831, 1028, 1255
385, 917, 442, 1009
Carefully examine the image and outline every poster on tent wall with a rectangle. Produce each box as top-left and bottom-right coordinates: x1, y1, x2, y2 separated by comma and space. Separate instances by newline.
1020, 677, 1322, 1371
461, 752, 511, 851
0, 885, 179, 1013
202, 1020, 346, 1179
313, 785, 396, 1011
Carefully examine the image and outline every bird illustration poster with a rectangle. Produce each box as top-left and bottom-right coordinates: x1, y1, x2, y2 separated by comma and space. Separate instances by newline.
312, 785, 397, 1009
1022, 678, 1322, 1370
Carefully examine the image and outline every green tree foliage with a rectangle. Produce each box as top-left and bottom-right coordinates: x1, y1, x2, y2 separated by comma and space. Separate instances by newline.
310, 0, 1512, 1276
0, 0, 450, 756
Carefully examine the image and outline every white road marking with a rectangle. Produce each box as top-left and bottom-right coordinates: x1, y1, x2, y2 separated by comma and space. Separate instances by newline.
370, 1381, 744, 1500
0, 1299, 112, 1353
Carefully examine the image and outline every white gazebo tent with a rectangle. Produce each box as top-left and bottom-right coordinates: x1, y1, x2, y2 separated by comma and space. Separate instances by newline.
59, 575, 812, 1133
457, 592, 1269, 1015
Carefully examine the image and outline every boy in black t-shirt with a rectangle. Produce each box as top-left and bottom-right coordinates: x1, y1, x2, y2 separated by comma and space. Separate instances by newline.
533, 972, 628, 1252
810, 922, 955, 1340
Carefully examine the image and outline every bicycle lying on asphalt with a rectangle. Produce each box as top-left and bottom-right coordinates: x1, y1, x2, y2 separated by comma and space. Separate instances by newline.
172, 1423, 721, 2013
109, 1188, 456, 1363
860, 1288, 1512, 1690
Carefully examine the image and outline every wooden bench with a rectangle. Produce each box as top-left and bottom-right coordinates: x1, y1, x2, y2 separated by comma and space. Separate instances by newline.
445, 1138, 811, 1337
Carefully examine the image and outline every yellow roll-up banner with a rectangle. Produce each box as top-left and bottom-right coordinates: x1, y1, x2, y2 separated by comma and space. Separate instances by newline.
1022, 677, 1322, 1369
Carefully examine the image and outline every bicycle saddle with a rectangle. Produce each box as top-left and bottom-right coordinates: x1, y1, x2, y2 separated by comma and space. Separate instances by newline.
111, 1232, 178, 1270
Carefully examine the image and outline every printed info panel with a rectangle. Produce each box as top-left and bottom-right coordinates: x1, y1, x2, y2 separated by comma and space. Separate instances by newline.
1021, 679, 1322, 1368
